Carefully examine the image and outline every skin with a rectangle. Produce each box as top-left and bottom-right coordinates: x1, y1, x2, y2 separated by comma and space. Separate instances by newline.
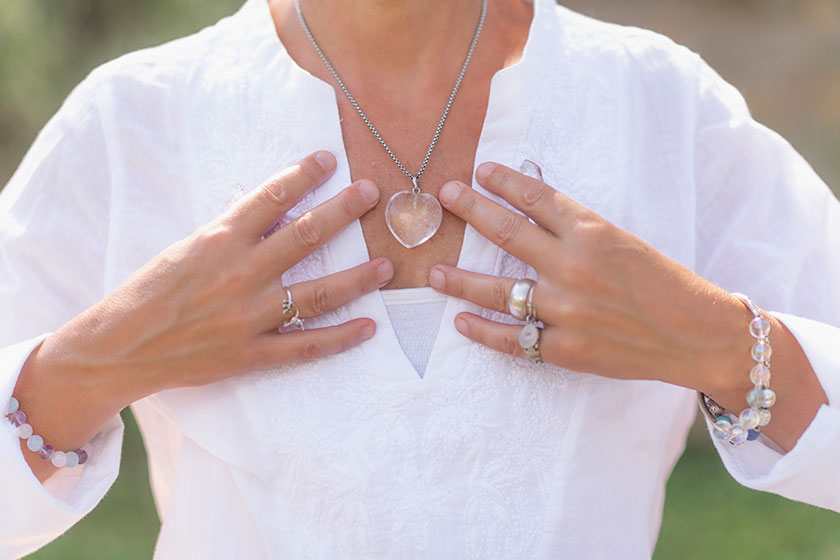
15, 153, 391, 482
274, 0, 828, 451
12, 0, 828, 485
428, 164, 828, 453
270, 0, 532, 288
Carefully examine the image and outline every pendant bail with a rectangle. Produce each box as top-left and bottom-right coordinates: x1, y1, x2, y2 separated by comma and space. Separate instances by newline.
411, 176, 421, 195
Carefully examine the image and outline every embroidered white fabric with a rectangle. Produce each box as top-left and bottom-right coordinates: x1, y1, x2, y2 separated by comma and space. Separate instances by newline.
2, 0, 840, 558
381, 288, 448, 378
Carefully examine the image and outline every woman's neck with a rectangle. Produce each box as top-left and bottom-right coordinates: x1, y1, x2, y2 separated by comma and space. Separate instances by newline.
302, 0, 482, 78
270, 0, 531, 99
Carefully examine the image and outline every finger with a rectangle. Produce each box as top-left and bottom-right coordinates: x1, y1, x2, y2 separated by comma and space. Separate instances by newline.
255, 258, 394, 330
454, 312, 528, 358
454, 312, 561, 364
438, 180, 552, 265
258, 179, 380, 273
250, 318, 376, 365
475, 162, 590, 236
429, 265, 535, 317
225, 151, 338, 240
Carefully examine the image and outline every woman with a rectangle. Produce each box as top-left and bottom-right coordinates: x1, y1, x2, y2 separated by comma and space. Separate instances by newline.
1, 0, 838, 557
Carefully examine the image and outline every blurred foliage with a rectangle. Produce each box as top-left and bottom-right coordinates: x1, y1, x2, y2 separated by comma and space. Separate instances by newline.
2, 0, 838, 558
564, 0, 840, 197
0, 0, 241, 183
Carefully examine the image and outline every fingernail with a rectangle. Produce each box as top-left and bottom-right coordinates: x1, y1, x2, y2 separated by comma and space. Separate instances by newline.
429, 268, 445, 290
439, 181, 463, 206
454, 316, 469, 336
376, 260, 394, 286
475, 162, 496, 182
314, 150, 336, 171
358, 180, 379, 205
361, 323, 375, 341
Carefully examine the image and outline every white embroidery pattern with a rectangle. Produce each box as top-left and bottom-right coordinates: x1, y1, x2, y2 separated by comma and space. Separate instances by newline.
248, 338, 581, 558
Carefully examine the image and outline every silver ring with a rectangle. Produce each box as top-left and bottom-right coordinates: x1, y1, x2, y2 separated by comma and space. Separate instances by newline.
525, 280, 537, 323
508, 279, 536, 320
282, 287, 305, 330
519, 323, 542, 363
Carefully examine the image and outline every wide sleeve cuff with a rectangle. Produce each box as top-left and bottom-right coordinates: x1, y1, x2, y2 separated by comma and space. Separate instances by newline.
699, 312, 840, 512
0, 335, 124, 558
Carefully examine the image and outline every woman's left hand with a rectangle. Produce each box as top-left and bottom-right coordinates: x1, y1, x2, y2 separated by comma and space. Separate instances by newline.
429, 161, 752, 395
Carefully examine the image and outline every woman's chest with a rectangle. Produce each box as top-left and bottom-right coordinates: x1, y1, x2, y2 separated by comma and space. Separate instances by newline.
104, 64, 699, 291
337, 84, 491, 288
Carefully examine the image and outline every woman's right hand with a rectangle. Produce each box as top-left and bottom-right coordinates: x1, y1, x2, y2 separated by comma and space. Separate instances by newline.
20, 150, 390, 419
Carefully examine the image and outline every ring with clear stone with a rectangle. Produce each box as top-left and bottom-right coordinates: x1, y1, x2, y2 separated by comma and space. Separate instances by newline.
519, 323, 542, 363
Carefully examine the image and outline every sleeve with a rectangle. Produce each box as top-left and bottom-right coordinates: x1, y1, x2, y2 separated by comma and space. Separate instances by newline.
0, 72, 125, 557
692, 56, 840, 512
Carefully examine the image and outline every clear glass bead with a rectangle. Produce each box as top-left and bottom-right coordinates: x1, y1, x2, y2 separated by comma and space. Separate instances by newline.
519, 159, 544, 182
747, 387, 777, 409
749, 365, 771, 386
65, 451, 79, 468
713, 418, 732, 439
728, 425, 748, 445
26, 434, 44, 452
739, 408, 761, 430
7, 397, 18, 415
51, 451, 67, 468
749, 316, 771, 338
751, 341, 772, 362
758, 408, 772, 426
18, 423, 33, 439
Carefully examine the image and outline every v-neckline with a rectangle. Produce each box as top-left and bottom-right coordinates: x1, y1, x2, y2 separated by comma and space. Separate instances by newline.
241, 0, 552, 389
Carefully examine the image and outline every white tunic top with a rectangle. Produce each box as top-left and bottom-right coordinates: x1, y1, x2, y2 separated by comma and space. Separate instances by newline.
2, 0, 840, 557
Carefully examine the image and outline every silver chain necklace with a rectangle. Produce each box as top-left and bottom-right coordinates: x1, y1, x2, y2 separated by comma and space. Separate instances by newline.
294, 0, 488, 248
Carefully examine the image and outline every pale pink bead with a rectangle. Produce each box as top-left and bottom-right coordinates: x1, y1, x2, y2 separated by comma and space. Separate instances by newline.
51, 451, 67, 468
18, 423, 33, 439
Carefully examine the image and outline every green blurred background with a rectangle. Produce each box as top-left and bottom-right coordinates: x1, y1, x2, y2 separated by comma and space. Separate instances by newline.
2, 0, 839, 558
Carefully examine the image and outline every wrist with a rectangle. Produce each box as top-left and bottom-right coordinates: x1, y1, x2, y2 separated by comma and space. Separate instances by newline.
698, 294, 776, 444
14, 333, 131, 449
687, 292, 755, 399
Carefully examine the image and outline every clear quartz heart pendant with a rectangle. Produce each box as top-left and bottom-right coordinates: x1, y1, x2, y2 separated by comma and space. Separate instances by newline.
384, 189, 443, 249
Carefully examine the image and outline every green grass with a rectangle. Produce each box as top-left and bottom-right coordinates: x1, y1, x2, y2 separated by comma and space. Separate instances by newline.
655, 424, 840, 560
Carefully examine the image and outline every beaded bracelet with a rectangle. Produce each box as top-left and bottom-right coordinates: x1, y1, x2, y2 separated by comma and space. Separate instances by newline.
702, 293, 776, 446
5, 397, 89, 468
